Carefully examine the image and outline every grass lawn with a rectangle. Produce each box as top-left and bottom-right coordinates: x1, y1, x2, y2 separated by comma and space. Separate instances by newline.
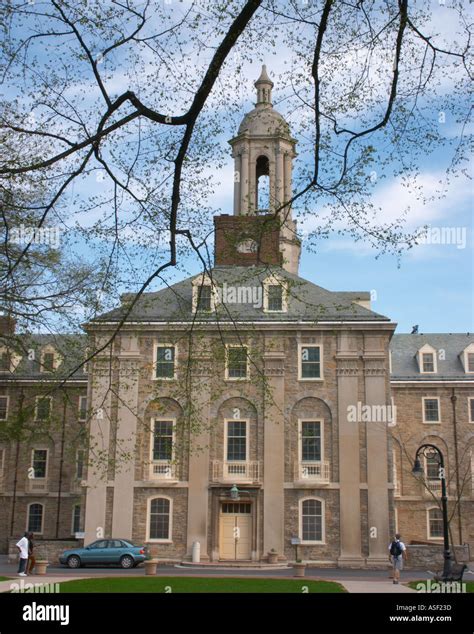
0, 577, 11, 582
57, 576, 346, 593
408, 580, 473, 593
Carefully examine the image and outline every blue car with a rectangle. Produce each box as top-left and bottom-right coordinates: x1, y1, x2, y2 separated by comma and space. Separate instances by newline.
59, 538, 147, 569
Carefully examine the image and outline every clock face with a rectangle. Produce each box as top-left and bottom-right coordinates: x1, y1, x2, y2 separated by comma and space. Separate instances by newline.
236, 238, 258, 254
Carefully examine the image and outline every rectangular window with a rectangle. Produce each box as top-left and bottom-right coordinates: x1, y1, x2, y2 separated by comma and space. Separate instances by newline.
226, 421, 247, 461
35, 397, 52, 421
425, 456, 440, 480
428, 508, 443, 539
0, 352, 10, 372
468, 353, 474, 373
72, 505, 82, 534
0, 396, 8, 421
423, 398, 440, 423
152, 420, 174, 461
78, 395, 87, 421
32, 449, 48, 478
301, 421, 321, 462
155, 346, 175, 379
422, 353, 435, 373
0, 448, 4, 475
197, 285, 212, 312
267, 285, 283, 311
226, 346, 248, 379
76, 449, 85, 479
300, 345, 321, 379
42, 352, 55, 372
469, 398, 474, 423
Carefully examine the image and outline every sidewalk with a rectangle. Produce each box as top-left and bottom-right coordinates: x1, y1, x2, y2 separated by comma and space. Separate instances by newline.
340, 580, 416, 593
0, 575, 84, 593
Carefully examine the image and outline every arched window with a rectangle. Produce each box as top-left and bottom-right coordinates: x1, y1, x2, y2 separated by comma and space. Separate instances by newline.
27, 503, 44, 534
300, 498, 324, 543
148, 497, 171, 541
427, 507, 443, 539
256, 155, 270, 212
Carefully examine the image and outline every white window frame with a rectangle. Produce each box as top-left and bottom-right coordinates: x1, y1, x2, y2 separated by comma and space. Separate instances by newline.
152, 343, 177, 381
299, 497, 325, 545
298, 419, 324, 463
416, 344, 437, 374
298, 343, 323, 381
78, 395, 88, 421
262, 277, 287, 313
146, 495, 173, 543
31, 448, 49, 480
469, 397, 474, 424
26, 502, 45, 535
461, 344, 474, 374
75, 449, 85, 479
71, 504, 81, 535
224, 418, 249, 462
421, 352, 436, 374
422, 396, 441, 424
191, 275, 218, 313
35, 395, 52, 422
0, 395, 9, 421
225, 344, 249, 381
424, 455, 440, 481
426, 506, 443, 540
149, 417, 176, 465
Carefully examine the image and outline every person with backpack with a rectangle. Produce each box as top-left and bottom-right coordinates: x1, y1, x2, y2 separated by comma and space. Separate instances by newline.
389, 533, 407, 584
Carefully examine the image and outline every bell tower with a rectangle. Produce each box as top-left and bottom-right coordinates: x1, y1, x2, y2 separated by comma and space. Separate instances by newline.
225, 65, 301, 274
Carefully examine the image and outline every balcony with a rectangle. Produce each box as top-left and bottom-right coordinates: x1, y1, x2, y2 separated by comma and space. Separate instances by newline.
422, 479, 443, 497
211, 460, 261, 484
25, 477, 48, 493
294, 461, 330, 485
148, 461, 178, 481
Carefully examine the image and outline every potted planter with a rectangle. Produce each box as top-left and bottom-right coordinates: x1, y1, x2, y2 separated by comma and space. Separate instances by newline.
293, 560, 306, 578
268, 549, 279, 564
35, 560, 49, 576
144, 553, 158, 575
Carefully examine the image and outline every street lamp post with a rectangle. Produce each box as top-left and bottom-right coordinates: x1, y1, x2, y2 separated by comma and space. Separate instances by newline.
412, 443, 452, 580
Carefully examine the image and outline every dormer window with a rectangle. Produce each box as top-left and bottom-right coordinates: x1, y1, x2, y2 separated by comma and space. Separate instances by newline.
416, 344, 437, 374
421, 352, 435, 373
263, 277, 287, 313
460, 344, 474, 373
43, 352, 55, 372
197, 285, 212, 312
192, 275, 217, 313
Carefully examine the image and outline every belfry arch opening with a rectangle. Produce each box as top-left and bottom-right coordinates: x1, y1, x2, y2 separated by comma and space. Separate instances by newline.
256, 155, 270, 213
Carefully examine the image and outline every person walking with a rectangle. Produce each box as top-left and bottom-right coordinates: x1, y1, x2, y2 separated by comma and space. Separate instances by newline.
16, 532, 29, 577
389, 533, 407, 584
27, 532, 36, 575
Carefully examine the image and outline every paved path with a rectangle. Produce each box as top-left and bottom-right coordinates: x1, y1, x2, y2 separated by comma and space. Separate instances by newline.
340, 580, 416, 593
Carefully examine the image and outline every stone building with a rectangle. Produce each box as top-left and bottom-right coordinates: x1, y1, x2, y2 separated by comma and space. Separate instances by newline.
0, 68, 472, 565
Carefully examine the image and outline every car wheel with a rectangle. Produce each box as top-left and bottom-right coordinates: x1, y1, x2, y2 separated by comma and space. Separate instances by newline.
67, 555, 81, 569
120, 555, 134, 569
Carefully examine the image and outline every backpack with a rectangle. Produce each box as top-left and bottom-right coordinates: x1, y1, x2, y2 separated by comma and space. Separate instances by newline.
390, 541, 403, 557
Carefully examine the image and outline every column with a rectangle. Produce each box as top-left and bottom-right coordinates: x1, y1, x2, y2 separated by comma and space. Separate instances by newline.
337, 333, 364, 566
233, 154, 241, 215
240, 149, 249, 214
263, 350, 285, 556
364, 350, 391, 566
84, 347, 113, 545
275, 147, 284, 209
186, 357, 211, 559
111, 336, 140, 539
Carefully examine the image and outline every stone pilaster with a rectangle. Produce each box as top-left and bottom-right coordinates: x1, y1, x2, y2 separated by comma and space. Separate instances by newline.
262, 350, 285, 556
337, 334, 364, 566
364, 353, 390, 567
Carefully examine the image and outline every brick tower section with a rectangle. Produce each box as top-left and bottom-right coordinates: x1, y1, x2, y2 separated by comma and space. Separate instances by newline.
214, 214, 282, 267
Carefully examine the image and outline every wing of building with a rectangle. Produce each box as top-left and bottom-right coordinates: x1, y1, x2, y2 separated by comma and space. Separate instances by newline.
0, 68, 472, 567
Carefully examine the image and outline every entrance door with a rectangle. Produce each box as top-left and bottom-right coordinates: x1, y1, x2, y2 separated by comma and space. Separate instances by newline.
219, 502, 252, 560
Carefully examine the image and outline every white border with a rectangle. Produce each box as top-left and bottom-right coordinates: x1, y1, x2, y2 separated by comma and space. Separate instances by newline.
26, 502, 45, 535
426, 506, 443, 540
224, 418, 249, 462
298, 343, 323, 381
152, 343, 177, 381
298, 419, 324, 463
225, 345, 249, 381
299, 497, 325, 545
146, 495, 173, 543
422, 396, 441, 424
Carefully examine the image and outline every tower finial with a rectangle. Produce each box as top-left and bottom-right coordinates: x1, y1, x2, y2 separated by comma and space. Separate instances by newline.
255, 64, 273, 105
